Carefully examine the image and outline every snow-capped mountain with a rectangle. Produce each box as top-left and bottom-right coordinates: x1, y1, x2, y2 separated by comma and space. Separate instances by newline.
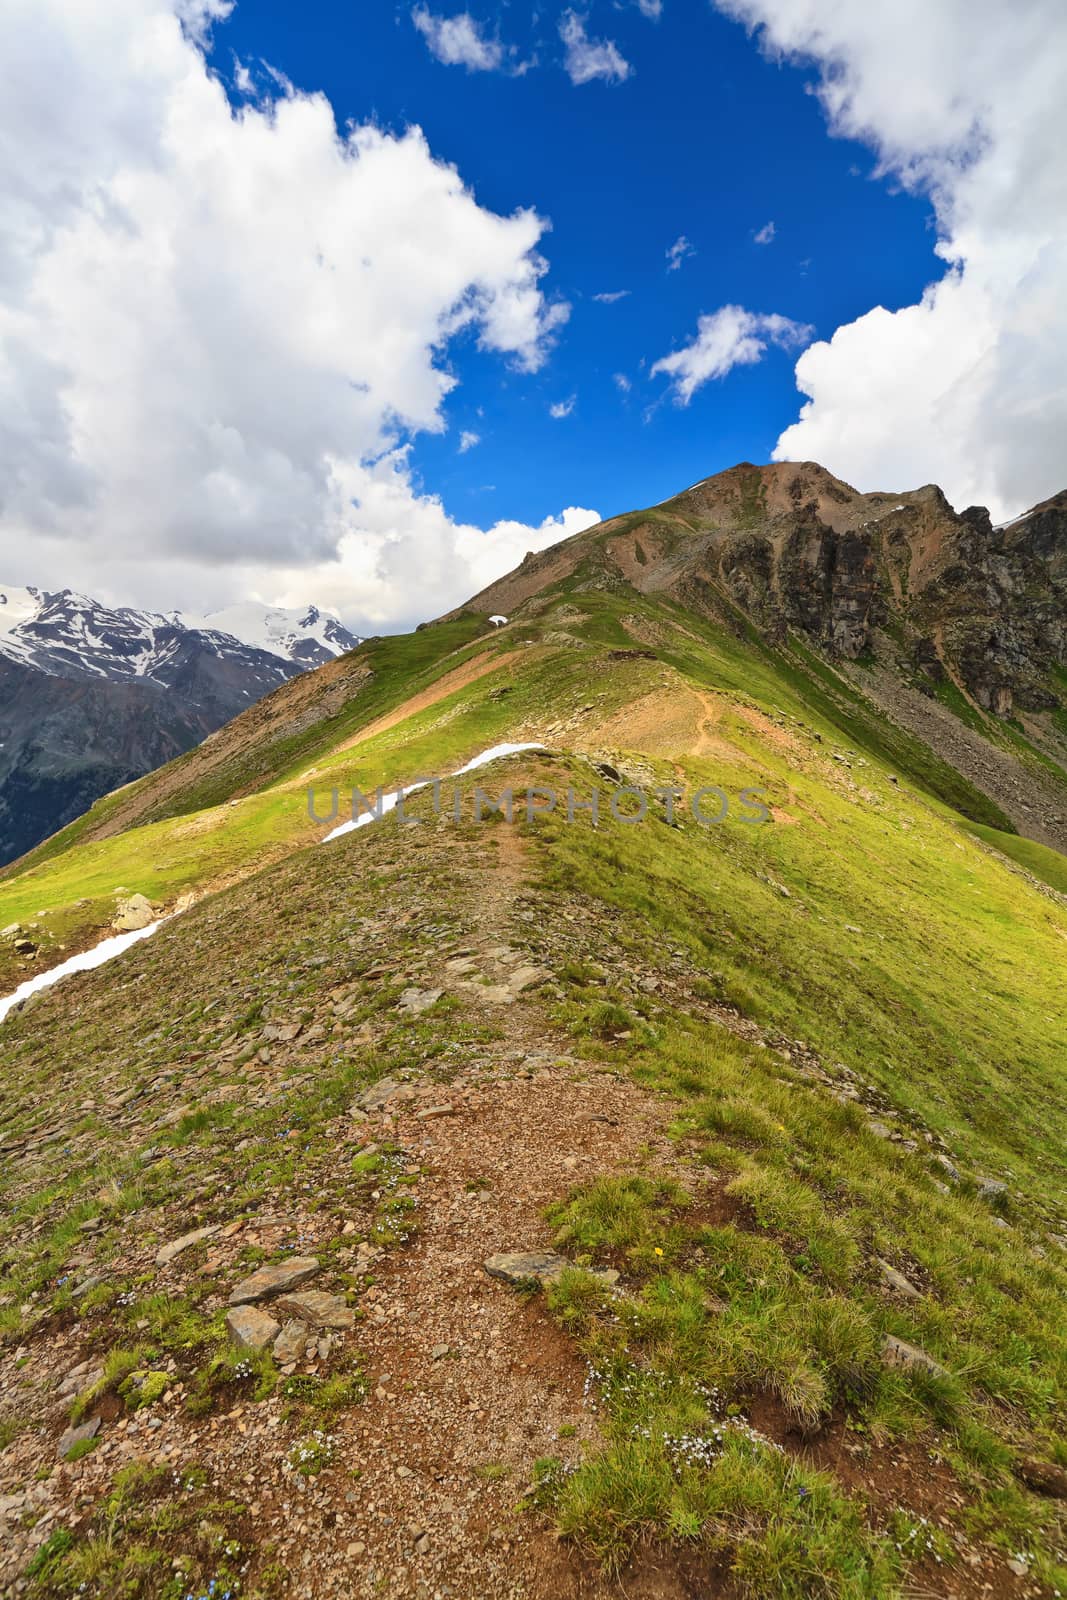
0, 585, 362, 868
185, 602, 359, 667
0, 586, 360, 683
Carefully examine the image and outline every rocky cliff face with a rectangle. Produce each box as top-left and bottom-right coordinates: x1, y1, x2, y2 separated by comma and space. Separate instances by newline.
456, 462, 1067, 723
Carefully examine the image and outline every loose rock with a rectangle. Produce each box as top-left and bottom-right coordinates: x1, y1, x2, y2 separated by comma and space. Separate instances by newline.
483, 1251, 619, 1289
276, 1290, 355, 1329
881, 1334, 948, 1379
876, 1259, 920, 1298
155, 1224, 220, 1267
228, 1257, 320, 1305
273, 1320, 310, 1364
57, 1417, 100, 1460
225, 1305, 281, 1350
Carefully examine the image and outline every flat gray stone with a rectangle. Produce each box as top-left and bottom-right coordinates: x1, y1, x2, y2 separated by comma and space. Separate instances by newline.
477, 986, 515, 1005
483, 1251, 619, 1289
397, 987, 442, 1016
356, 1078, 403, 1112
156, 1224, 220, 1267
71, 1275, 106, 1298
508, 965, 552, 994
876, 1259, 920, 1298
225, 1305, 280, 1350
273, 1319, 310, 1364
228, 1256, 320, 1305
881, 1334, 947, 1379
57, 1417, 100, 1459
276, 1289, 355, 1329
977, 1176, 1007, 1200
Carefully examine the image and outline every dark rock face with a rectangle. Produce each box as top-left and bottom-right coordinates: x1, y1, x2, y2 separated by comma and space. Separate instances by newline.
628, 468, 1067, 717
0, 653, 237, 866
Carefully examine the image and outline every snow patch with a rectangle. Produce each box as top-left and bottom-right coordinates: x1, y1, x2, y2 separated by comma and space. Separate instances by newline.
0, 586, 42, 634
321, 743, 547, 843
0, 920, 164, 1025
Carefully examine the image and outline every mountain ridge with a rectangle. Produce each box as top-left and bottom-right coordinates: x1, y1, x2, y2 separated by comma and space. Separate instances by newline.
450, 460, 1067, 720
0, 585, 362, 867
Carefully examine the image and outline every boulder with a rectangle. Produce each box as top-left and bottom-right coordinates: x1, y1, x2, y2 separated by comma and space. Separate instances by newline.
483, 1251, 619, 1289
228, 1257, 320, 1305
225, 1305, 280, 1350
112, 893, 155, 932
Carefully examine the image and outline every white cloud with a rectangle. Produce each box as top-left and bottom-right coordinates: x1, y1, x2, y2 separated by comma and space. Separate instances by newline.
174, 0, 231, 45
559, 11, 632, 84
614, 373, 632, 393
716, 0, 1067, 518
594, 289, 631, 304
651, 306, 813, 403
256, 449, 601, 628
0, 0, 576, 629
666, 234, 696, 271
549, 396, 577, 418
232, 54, 254, 95
635, 0, 663, 17
753, 219, 776, 244
411, 7, 504, 71
458, 429, 481, 452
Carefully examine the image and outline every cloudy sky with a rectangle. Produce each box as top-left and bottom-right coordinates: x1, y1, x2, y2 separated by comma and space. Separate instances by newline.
1, 0, 1063, 632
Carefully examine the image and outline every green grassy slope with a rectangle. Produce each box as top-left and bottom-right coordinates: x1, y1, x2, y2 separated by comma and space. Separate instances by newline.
1, 583, 1066, 1596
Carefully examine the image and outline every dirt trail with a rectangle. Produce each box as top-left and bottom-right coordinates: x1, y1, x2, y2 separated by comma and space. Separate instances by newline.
297, 829, 696, 1598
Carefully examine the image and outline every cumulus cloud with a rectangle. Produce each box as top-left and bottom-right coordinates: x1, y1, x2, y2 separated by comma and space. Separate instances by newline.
753, 219, 776, 244
715, 0, 1067, 518
411, 7, 504, 71
666, 234, 696, 271
559, 12, 632, 84
0, 0, 577, 628
651, 306, 813, 403
635, 0, 663, 17
614, 373, 632, 393
594, 289, 631, 304
458, 430, 481, 453
549, 396, 577, 418
256, 449, 600, 627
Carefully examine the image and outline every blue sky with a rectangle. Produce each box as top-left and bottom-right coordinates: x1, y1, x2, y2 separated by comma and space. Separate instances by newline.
4, 0, 1059, 629
218, 1, 939, 531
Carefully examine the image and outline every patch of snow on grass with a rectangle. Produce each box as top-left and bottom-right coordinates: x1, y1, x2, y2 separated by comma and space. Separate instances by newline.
0, 920, 164, 1025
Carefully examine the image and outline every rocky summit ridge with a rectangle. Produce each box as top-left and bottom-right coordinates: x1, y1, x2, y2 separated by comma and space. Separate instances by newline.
458, 460, 1067, 719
